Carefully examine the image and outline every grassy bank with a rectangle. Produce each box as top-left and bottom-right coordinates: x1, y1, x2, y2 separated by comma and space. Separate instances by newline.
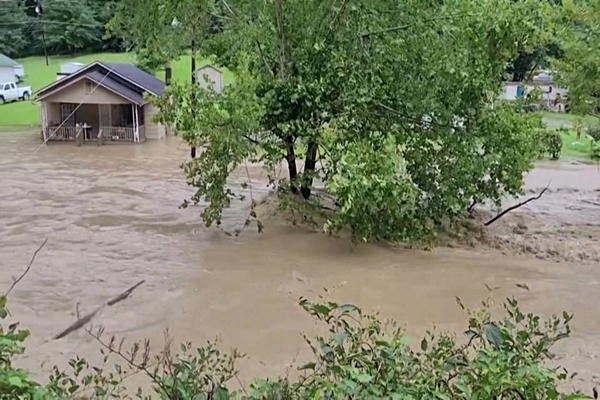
541, 111, 600, 127
0, 53, 233, 131
558, 128, 596, 160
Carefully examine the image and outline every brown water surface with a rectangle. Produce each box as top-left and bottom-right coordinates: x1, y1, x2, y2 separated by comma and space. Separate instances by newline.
0, 132, 599, 393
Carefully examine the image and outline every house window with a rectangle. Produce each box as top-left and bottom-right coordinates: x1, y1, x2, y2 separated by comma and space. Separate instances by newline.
85, 81, 94, 94
60, 103, 76, 126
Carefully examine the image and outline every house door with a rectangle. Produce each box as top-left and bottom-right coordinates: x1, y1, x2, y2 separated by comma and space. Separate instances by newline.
60, 103, 76, 126
99, 104, 110, 127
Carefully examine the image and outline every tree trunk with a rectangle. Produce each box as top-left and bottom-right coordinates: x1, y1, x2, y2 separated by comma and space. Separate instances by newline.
190, 39, 197, 158
285, 136, 298, 194
300, 142, 317, 199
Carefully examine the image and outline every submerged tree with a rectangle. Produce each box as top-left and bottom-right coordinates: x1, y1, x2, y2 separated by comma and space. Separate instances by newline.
116, 0, 553, 242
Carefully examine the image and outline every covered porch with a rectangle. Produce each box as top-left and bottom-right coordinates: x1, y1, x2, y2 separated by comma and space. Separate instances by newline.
42, 103, 146, 143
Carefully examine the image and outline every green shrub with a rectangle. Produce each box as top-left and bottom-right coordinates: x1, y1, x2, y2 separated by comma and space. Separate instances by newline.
0, 296, 42, 399
0, 294, 590, 399
591, 140, 600, 162
543, 130, 563, 160
586, 125, 600, 142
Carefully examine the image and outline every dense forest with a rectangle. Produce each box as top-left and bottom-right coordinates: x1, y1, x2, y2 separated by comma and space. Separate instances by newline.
0, 0, 122, 58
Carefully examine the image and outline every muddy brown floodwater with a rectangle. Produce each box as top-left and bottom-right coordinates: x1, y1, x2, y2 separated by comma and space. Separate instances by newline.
0, 131, 599, 394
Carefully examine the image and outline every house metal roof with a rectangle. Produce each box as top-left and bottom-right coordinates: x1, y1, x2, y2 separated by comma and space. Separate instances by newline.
35, 61, 165, 103
0, 54, 20, 68
102, 63, 165, 96
84, 70, 146, 105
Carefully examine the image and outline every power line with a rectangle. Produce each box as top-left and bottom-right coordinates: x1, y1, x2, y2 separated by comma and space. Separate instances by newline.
0, 21, 102, 28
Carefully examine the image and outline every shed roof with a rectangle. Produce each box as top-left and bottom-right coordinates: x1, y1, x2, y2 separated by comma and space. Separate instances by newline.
0, 54, 20, 68
196, 64, 223, 73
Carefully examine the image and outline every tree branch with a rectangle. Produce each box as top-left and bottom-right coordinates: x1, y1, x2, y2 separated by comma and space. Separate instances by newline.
53, 281, 145, 340
467, 200, 477, 214
5, 238, 48, 298
484, 184, 550, 227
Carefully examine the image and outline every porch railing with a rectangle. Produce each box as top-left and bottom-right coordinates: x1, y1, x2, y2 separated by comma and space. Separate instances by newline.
45, 126, 78, 141
100, 126, 146, 142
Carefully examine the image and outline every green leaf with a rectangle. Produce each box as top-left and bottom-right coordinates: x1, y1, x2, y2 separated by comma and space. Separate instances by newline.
8, 375, 24, 387
483, 323, 503, 348
338, 304, 359, 315
355, 374, 373, 383
420, 338, 428, 351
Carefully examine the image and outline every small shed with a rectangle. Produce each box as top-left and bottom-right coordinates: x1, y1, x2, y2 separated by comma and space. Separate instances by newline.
56, 62, 86, 81
195, 65, 224, 94
0, 54, 24, 82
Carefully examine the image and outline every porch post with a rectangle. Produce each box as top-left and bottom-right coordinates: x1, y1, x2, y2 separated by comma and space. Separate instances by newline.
41, 102, 47, 141
133, 104, 139, 142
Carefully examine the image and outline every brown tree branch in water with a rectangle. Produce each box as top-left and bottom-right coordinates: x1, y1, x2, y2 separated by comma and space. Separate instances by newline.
484, 185, 549, 227
53, 280, 145, 340
4, 238, 48, 298
467, 200, 477, 214
106, 280, 146, 306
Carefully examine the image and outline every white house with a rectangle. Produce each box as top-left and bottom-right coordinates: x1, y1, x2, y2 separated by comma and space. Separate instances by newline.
195, 65, 224, 94
0, 54, 24, 82
500, 72, 568, 110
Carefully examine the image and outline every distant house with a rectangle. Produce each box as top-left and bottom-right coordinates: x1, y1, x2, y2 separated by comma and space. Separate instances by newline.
500, 72, 568, 110
36, 61, 166, 144
0, 54, 24, 82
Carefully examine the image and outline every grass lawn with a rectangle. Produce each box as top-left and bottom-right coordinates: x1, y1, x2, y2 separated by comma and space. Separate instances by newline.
0, 52, 233, 131
555, 129, 596, 160
541, 111, 600, 127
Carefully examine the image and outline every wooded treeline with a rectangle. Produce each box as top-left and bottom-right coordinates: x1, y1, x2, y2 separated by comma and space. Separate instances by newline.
0, 0, 560, 83
0, 0, 122, 58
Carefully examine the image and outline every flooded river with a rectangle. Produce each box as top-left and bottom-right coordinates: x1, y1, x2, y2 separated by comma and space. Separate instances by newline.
0, 131, 599, 393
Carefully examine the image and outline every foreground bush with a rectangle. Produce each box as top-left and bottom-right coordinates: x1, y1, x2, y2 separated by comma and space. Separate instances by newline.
543, 130, 564, 160
0, 293, 590, 399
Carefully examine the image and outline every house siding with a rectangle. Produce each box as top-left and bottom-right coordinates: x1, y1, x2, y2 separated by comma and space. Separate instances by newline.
0, 66, 14, 82
42, 78, 131, 104
144, 103, 165, 140
44, 102, 61, 126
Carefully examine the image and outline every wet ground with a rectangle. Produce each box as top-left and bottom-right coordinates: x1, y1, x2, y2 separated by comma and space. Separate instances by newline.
0, 131, 598, 394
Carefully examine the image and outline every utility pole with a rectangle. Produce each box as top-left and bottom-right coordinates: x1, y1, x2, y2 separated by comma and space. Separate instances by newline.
25, 0, 48, 66
40, 17, 49, 66
165, 62, 172, 136
190, 36, 197, 158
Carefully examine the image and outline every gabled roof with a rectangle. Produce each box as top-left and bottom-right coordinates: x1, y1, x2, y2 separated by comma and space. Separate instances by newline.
196, 64, 223, 74
35, 61, 165, 104
84, 71, 146, 105
103, 63, 165, 96
0, 54, 20, 68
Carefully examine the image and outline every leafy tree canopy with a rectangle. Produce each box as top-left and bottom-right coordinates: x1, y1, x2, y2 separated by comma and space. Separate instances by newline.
114, 0, 555, 242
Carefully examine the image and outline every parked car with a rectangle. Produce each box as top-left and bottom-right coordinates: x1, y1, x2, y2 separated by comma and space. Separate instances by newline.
0, 81, 31, 104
